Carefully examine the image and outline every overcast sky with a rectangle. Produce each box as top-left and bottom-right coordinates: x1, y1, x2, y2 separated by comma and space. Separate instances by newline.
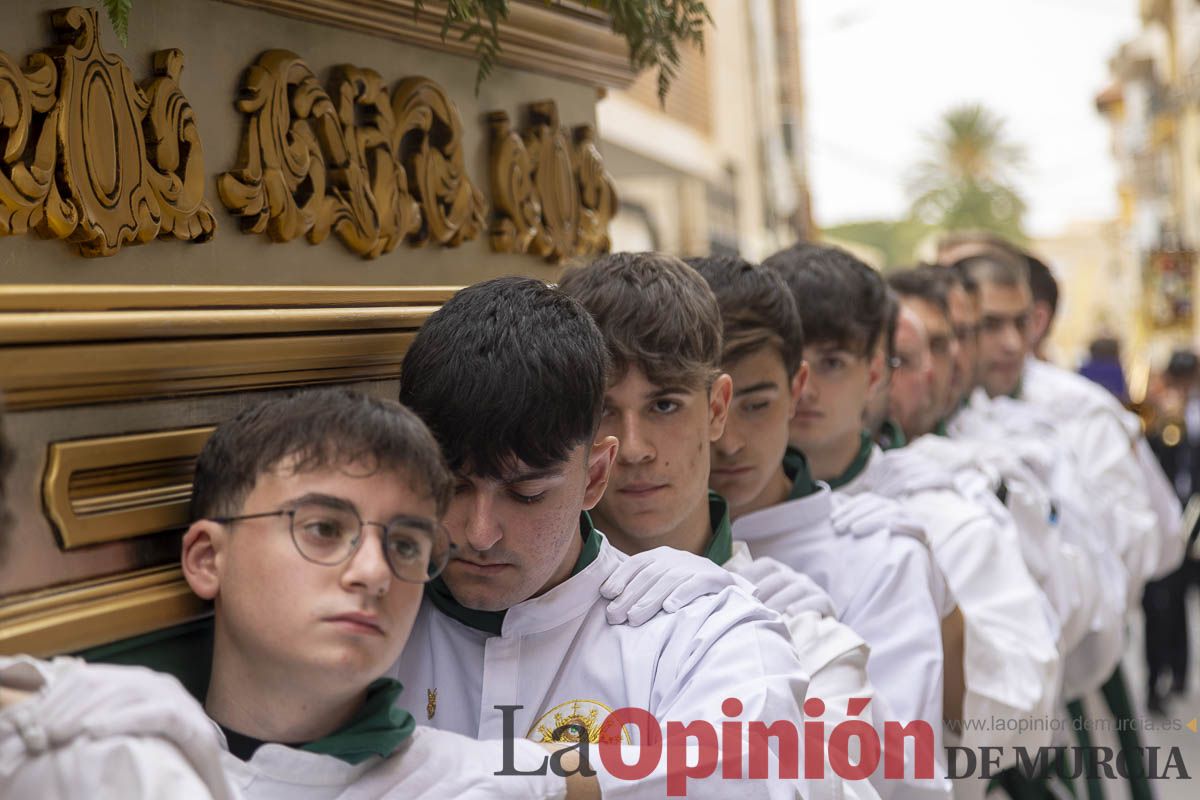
803, 0, 1139, 236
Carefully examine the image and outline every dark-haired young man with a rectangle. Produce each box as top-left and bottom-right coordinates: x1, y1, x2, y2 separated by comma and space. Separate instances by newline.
763, 244, 1061, 792
392, 276, 807, 797
560, 252, 896, 800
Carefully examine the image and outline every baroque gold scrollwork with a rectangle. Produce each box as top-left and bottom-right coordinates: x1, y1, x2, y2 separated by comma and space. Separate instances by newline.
573, 124, 617, 257
220, 52, 484, 257
488, 100, 617, 264
394, 78, 485, 248
0, 7, 214, 257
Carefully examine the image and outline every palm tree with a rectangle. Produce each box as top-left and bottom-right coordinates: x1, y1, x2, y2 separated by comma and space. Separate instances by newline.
908, 103, 1027, 240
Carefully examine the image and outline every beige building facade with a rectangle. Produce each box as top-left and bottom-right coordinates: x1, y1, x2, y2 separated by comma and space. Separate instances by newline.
599, 0, 812, 260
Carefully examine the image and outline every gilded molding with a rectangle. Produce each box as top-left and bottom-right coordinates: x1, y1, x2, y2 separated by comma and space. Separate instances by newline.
0, 7, 215, 257
0, 284, 454, 410
43, 427, 215, 550
219, 52, 484, 257
0, 567, 210, 657
488, 101, 617, 264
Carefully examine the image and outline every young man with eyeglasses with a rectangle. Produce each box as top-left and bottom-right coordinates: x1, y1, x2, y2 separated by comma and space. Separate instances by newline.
391, 276, 807, 798
180, 388, 593, 797
1, 390, 595, 798
764, 244, 1062, 800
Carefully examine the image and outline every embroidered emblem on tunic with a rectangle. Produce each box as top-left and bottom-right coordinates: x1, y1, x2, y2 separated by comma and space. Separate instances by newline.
426, 689, 437, 720
529, 700, 630, 744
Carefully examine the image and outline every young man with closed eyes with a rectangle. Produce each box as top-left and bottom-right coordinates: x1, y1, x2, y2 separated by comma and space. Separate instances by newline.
391, 275, 808, 798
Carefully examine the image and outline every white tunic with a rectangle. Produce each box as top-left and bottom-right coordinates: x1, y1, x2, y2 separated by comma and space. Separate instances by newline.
953, 388, 1140, 614
392, 534, 808, 799
837, 446, 1061, 762
726, 541, 882, 800
0, 655, 568, 800
732, 486, 953, 800
902, 432, 1120, 697
215, 725, 564, 799
0, 655, 234, 800
1021, 356, 1185, 586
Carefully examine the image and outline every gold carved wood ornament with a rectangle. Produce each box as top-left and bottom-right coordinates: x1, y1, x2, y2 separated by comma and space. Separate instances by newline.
0, 7, 215, 256
219, 52, 485, 258
488, 101, 617, 264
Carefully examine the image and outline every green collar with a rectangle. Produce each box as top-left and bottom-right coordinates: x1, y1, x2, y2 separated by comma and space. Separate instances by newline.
933, 419, 949, 438
782, 446, 820, 499
703, 491, 734, 565
426, 512, 601, 634
825, 431, 874, 490
1009, 378, 1023, 400
877, 418, 907, 451
300, 678, 414, 764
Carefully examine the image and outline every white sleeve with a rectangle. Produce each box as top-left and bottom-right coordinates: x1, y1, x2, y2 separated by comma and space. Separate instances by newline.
1068, 410, 1164, 595
920, 507, 1060, 759
1049, 485, 1129, 697
596, 587, 808, 799
0, 656, 233, 800
837, 537, 949, 798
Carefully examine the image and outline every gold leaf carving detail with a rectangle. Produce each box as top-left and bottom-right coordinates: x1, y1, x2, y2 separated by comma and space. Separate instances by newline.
487, 100, 617, 264
220, 53, 483, 257
0, 7, 214, 257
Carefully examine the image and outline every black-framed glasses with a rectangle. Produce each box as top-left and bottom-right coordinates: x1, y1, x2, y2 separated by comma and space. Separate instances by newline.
212, 501, 453, 584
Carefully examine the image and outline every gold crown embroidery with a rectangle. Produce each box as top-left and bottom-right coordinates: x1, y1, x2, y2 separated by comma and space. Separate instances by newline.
531, 700, 628, 745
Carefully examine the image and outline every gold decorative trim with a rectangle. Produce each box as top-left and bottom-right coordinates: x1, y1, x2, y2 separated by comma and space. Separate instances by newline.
0, 284, 456, 310
0, 567, 209, 657
0, 306, 440, 345
220, 52, 484, 256
488, 101, 616, 263
218, 0, 637, 89
0, 285, 454, 410
0, 8, 215, 257
0, 330, 415, 410
43, 428, 214, 550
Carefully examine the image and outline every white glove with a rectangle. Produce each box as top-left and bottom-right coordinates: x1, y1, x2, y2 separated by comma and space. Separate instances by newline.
0, 656, 234, 800
599, 547, 749, 626
831, 491, 926, 541
735, 556, 837, 618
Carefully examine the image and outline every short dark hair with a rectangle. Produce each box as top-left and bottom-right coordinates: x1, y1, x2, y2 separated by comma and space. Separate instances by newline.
190, 389, 452, 520
687, 255, 804, 376
888, 265, 951, 316
882, 289, 900, 360
1026, 253, 1059, 317
763, 242, 887, 356
953, 251, 1030, 290
559, 252, 722, 389
399, 276, 608, 479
